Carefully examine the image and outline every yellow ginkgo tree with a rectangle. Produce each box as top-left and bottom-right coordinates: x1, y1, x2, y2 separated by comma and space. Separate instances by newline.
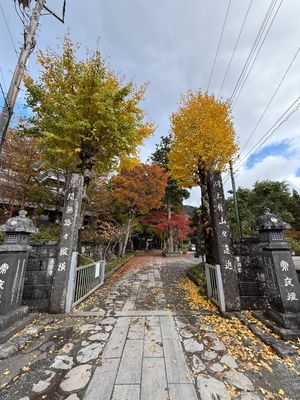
169, 90, 238, 261
24, 35, 153, 183
169, 90, 237, 184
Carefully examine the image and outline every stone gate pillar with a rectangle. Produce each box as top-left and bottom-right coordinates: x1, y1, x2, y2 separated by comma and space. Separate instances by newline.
255, 208, 300, 330
207, 171, 240, 311
50, 173, 84, 313
0, 210, 38, 341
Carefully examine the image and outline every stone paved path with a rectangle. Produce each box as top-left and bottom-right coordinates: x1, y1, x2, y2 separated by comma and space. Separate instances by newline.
1, 254, 300, 399
76, 255, 262, 400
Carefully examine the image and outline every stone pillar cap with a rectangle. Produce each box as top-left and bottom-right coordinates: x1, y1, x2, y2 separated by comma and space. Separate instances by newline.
254, 208, 290, 231
0, 210, 38, 233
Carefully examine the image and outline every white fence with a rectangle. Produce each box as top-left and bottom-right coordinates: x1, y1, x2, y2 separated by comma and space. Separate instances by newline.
65, 252, 105, 312
205, 263, 226, 312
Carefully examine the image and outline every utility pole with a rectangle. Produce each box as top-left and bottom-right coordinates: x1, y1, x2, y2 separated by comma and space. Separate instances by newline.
0, 0, 45, 153
0, 0, 66, 153
229, 160, 242, 237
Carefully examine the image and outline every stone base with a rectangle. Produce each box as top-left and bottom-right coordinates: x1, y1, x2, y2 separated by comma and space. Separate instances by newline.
253, 311, 300, 340
266, 308, 300, 330
240, 296, 268, 310
0, 306, 32, 343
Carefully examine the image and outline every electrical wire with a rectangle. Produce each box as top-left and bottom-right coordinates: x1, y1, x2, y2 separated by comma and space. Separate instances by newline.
235, 96, 300, 171
0, 4, 18, 54
206, 0, 232, 92
230, 0, 277, 102
239, 46, 300, 154
218, 0, 253, 99
223, 97, 300, 185
232, 0, 285, 107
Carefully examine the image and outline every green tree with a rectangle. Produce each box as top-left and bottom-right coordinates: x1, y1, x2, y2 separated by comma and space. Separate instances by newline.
226, 180, 295, 237
151, 135, 189, 253
24, 35, 153, 189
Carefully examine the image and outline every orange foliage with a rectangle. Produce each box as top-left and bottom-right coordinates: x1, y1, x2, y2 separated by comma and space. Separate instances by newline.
111, 163, 168, 215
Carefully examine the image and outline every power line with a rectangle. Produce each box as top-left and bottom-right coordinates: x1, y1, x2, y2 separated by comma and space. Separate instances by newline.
218, 0, 253, 99
223, 97, 300, 186
230, 0, 277, 102
0, 4, 18, 54
232, 0, 285, 107
206, 0, 232, 92
239, 46, 300, 155
235, 96, 300, 171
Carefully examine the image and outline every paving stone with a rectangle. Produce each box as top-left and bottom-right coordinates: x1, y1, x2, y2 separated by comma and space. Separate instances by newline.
128, 317, 145, 340
81, 341, 90, 347
197, 374, 231, 400
77, 343, 103, 363
100, 317, 117, 325
10, 334, 30, 347
202, 350, 218, 360
220, 355, 238, 369
104, 325, 113, 332
0, 344, 18, 360
164, 339, 193, 384
192, 354, 206, 372
60, 364, 92, 393
116, 340, 143, 384
205, 332, 218, 339
183, 338, 204, 353
65, 395, 80, 400
212, 340, 226, 352
32, 371, 56, 393
141, 358, 167, 400
88, 332, 109, 342
112, 385, 140, 400
180, 329, 194, 339
60, 343, 75, 354
79, 324, 101, 333
84, 357, 120, 399
239, 394, 261, 400
224, 371, 255, 391
199, 323, 213, 332
102, 317, 131, 359
168, 383, 198, 400
50, 355, 74, 370
25, 325, 45, 337
209, 363, 224, 373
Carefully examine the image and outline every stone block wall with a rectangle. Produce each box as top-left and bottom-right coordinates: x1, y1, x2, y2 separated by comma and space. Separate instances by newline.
22, 241, 58, 311
233, 237, 268, 310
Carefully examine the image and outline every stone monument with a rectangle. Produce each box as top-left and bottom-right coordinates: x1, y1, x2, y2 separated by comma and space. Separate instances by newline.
255, 208, 300, 330
207, 171, 241, 311
0, 210, 38, 342
50, 173, 84, 313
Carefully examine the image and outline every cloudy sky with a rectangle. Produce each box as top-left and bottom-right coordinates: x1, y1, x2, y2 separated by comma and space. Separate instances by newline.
1, 0, 300, 206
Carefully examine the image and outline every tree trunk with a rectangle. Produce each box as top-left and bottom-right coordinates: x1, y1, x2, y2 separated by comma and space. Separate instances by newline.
167, 196, 174, 253
122, 216, 132, 257
198, 165, 215, 264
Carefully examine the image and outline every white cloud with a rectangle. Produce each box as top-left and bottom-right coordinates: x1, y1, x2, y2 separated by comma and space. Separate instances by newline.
1, 0, 300, 205
231, 153, 300, 194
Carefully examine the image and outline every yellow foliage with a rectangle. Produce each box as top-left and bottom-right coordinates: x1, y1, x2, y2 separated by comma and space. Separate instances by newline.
118, 155, 141, 171
179, 278, 218, 312
169, 90, 238, 187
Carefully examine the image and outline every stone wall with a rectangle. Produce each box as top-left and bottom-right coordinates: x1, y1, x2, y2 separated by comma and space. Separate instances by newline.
22, 241, 58, 311
233, 237, 268, 310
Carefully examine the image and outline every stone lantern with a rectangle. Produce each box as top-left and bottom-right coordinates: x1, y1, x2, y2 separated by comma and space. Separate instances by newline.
254, 208, 300, 330
0, 210, 38, 337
